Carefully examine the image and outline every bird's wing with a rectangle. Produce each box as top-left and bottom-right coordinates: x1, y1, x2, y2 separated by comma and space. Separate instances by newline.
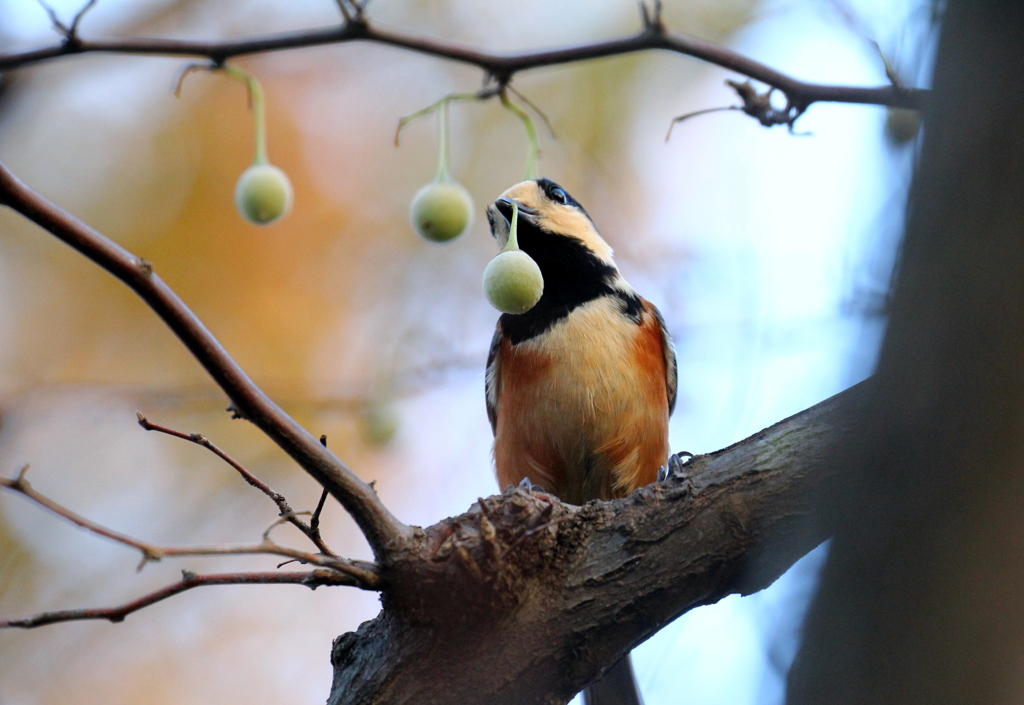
485, 325, 503, 434
648, 302, 677, 415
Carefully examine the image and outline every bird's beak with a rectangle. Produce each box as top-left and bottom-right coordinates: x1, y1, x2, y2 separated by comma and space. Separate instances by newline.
487, 197, 538, 245
494, 197, 539, 225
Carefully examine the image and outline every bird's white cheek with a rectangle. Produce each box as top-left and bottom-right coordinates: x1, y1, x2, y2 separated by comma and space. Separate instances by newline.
486, 205, 511, 248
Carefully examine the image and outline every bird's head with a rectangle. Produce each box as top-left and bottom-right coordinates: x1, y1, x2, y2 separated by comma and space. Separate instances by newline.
485, 179, 639, 340
485, 178, 616, 269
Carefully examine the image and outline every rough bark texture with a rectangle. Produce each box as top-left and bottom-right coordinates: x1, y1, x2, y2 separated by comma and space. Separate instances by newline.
329, 382, 869, 704
788, 3, 1024, 703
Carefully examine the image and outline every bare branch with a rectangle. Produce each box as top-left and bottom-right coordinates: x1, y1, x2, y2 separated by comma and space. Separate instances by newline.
68, 0, 99, 41
136, 413, 335, 556
0, 162, 411, 558
507, 84, 557, 139
333, 0, 353, 23
0, 465, 159, 561
394, 88, 499, 147
0, 465, 380, 587
0, 20, 925, 115
35, 0, 98, 44
665, 105, 741, 141
35, 0, 70, 36
310, 436, 332, 548
0, 568, 352, 629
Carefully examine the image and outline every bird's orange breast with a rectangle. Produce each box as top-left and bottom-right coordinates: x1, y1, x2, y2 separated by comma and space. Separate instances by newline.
493, 296, 670, 504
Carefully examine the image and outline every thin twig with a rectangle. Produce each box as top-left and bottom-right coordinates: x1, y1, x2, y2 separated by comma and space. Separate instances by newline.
35, 0, 97, 43
0, 466, 160, 561
499, 89, 541, 179
665, 105, 741, 141
0, 569, 351, 629
310, 435, 331, 547
333, 0, 352, 23
0, 161, 410, 559
35, 0, 68, 34
136, 413, 334, 556
0, 466, 379, 587
393, 88, 499, 146
172, 61, 215, 97
310, 489, 329, 538
507, 84, 557, 139
68, 0, 99, 40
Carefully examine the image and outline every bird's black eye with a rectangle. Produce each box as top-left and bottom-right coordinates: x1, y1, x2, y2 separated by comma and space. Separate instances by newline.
550, 188, 568, 205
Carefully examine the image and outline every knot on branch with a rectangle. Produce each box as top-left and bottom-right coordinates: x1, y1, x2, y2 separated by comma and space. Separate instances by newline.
386, 486, 578, 621
726, 79, 808, 131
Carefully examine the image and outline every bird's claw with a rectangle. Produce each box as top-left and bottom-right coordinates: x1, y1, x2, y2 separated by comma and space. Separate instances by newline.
659, 451, 694, 482
517, 476, 548, 494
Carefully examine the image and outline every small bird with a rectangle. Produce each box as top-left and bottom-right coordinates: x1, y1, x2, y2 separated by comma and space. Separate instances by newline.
485, 178, 677, 705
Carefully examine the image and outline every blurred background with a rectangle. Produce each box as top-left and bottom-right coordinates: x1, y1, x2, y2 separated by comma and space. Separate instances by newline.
0, 0, 933, 703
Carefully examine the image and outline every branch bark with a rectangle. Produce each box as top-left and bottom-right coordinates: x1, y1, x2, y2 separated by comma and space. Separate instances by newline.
326, 381, 867, 704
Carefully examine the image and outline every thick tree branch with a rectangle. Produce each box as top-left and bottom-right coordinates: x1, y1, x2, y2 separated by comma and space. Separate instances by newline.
0, 466, 379, 588
0, 161, 411, 558
0, 19, 924, 113
326, 381, 867, 704
0, 569, 352, 629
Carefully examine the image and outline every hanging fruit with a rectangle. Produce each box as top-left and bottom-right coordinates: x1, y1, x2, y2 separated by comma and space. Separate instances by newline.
408, 101, 473, 242
483, 202, 543, 314
224, 67, 293, 225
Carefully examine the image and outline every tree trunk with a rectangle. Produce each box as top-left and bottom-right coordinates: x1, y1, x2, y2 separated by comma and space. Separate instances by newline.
788, 3, 1024, 703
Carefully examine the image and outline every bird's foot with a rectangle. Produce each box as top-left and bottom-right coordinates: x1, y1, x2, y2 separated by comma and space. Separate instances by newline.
517, 476, 549, 494
658, 451, 694, 482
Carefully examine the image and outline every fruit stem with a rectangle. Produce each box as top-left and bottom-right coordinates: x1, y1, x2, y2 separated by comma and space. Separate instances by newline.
223, 66, 269, 166
434, 99, 452, 183
500, 91, 539, 180
504, 202, 520, 252
393, 91, 481, 147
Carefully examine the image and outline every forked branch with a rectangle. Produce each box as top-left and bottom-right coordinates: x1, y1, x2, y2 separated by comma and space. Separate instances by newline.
136, 412, 335, 556
0, 465, 380, 588
0, 162, 411, 558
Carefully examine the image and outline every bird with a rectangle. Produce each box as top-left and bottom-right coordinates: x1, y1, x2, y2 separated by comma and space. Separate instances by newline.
484, 178, 677, 705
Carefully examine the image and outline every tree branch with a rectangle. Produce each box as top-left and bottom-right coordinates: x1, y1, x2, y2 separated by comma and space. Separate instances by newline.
0, 463, 380, 588
0, 568, 352, 629
326, 381, 868, 704
0, 161, 411, 559
0, 19, 924, 114
136, 412, 335, 556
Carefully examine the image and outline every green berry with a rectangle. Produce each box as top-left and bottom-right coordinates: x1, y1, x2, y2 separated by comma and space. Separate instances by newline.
410, 181, 473, 242
483, 249, 544, 314
359, 402, 399, 447
235, 164, 293, 225
884, 107, 921, 146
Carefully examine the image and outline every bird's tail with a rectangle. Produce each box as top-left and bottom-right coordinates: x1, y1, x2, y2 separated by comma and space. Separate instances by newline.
582, 653, 643, 705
